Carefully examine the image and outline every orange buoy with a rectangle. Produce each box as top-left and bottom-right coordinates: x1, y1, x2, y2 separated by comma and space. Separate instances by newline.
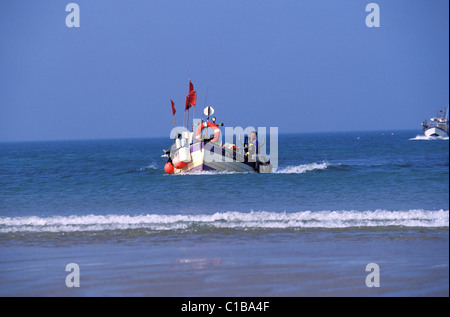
164, 162, 174, 174
172, 156, 187, 169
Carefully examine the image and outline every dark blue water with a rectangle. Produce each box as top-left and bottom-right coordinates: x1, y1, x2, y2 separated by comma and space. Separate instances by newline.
0, 130, 448, 296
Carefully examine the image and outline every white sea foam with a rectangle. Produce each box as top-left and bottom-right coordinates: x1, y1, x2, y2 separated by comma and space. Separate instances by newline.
138, 162, 158, 171
275, 162, 330, 174
409, 135, 449, 141
173, 170, 243, 176
168, 162, 330, 175
0, 210, 448, 233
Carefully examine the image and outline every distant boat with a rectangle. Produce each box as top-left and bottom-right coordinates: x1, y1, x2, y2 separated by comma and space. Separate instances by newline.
421, 106, 449, 138
163, 81, 273, 174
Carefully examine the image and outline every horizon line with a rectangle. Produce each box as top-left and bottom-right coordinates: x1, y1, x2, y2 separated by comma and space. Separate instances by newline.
0, 128, 426, 144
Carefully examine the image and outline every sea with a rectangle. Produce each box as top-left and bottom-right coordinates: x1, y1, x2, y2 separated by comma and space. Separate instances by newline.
0, 130, 448, 297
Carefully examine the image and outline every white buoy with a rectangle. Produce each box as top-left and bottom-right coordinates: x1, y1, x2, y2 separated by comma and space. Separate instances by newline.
179, 147, 191, 163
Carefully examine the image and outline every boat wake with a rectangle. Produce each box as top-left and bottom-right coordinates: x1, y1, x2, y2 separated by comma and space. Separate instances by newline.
1, 209, 447, 235
138, 163, 158, 171
172, 170, 246, 176
275, 162, 330, 174
409, 135, 449, 141
170, 162, 332, 175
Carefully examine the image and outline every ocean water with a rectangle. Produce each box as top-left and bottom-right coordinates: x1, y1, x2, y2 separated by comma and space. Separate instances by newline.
0, 130, 448, 297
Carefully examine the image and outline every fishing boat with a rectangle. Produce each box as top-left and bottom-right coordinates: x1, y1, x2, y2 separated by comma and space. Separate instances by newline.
162, 81, 273, 174
421, 107, 449, 138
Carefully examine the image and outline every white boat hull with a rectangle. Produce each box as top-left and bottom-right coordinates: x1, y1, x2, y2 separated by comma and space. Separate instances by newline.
172, 141, 272, 174
424, 127, 449, 138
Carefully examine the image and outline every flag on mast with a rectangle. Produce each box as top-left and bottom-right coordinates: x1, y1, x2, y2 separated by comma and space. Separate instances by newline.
185, 80, 197, 111
170, 99, 177, 128
171, 99, 176, 115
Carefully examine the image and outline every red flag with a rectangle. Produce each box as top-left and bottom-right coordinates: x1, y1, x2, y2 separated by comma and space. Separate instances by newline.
171, 99, 176, 116
185, 91, 197, 110
185, 80, 197, 111
185, 95, 192, 111
190, 90, 197, 106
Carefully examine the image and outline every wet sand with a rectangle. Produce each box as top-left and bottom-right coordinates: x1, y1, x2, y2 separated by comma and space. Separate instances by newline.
1, 229, 448, 297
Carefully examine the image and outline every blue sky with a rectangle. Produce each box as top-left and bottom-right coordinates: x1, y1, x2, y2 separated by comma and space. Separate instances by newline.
0, 0, 448, 141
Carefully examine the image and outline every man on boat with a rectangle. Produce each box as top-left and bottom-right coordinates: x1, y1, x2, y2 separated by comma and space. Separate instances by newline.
244, 131, 263, 171
248, 131, 259, 157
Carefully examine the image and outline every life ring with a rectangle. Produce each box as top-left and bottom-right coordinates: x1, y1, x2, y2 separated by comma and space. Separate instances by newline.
195, 122, 220, 143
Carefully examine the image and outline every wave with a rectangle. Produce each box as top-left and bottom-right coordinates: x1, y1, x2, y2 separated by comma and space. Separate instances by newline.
138, 163, 158, 171
162, 160, 413, 176
275, 162, 331, 174
169, 162, 333, 175
1, 210, 447, 234
113, 163, 160, 175
409, 135, 449, 141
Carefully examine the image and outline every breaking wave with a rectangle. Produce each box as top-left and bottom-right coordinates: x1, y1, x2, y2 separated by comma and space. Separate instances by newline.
0, 210, 447, 234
